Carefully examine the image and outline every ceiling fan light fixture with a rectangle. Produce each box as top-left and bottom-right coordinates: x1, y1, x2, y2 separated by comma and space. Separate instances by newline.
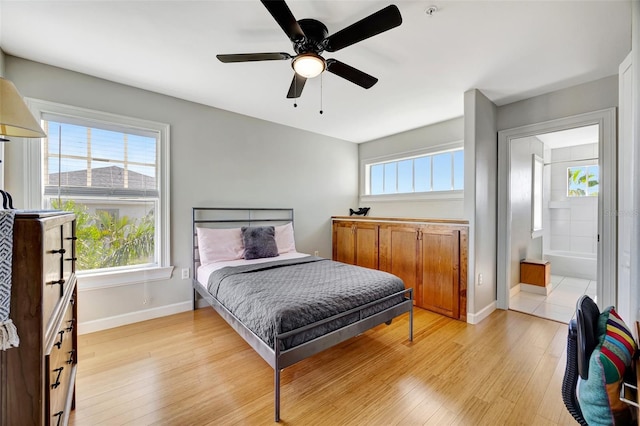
292, 53, 325, 78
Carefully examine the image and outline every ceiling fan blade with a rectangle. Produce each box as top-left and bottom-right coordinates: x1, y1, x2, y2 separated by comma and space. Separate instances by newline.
326, 59, 378, 89
260, 0, 305, 42
217, 53, 292, 63
287, 73, 307, 98
324, 5, 402, 52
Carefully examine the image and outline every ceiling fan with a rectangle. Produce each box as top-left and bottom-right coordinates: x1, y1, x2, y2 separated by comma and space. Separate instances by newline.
217, 1, 402, 99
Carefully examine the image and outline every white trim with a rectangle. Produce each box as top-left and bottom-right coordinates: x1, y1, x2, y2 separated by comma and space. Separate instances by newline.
497, 108, 617, 311
360, 190, 463, 203
22, 98, 172, 279
360, 140, 464, 198
77, 300, 191, 334
77, 266, 174, 291
466, 301, 497, 324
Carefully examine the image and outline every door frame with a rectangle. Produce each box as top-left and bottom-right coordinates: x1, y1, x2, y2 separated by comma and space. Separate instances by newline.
497, 108, 617, 310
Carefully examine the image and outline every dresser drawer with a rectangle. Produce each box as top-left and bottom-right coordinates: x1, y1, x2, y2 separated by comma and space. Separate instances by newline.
43, 225, 65, 326
46, 301, 76, 426
61, 220, 76, 282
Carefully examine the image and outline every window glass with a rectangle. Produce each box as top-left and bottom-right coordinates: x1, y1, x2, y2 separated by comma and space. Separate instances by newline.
432, 152, 452, 191
364, 147, 463, 196
397, 159, 413, 193
43, 118, 160, 272
370, 164, 384, 195
414, 156, 431, 192
567, 165, 599, 197
453, 150, 464, 190
384, 162, 397, 194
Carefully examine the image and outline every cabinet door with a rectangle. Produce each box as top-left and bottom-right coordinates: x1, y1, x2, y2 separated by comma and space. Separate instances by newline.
419, 228, 460, 318
332, 221, 379, 269
379, 224, 419, 295
354, 223, 379, 269
333, 221, 356, 264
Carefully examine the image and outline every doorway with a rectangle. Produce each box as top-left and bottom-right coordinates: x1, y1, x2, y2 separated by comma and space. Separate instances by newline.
497, 109, 617, 322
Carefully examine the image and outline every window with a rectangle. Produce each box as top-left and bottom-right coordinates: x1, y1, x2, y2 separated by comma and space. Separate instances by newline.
567, 165, 599, 197
25, 99, 171, 289
532, 155, 543, 237
364, 147, 463, 197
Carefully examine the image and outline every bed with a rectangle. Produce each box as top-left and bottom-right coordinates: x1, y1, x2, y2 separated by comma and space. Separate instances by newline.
191, 207, 413, 422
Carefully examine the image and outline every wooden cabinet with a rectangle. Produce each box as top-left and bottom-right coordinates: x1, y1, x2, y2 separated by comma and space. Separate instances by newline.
332, 217, 468, 321
332, 221, 379, 270
0, 212, 77, 426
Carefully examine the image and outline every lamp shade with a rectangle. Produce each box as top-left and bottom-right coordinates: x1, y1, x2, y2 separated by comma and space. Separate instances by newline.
0, 77, 46, 138
292, 53, 326, 79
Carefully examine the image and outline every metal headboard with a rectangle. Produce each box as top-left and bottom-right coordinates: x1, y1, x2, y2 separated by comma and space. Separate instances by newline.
191, 207, 294, 287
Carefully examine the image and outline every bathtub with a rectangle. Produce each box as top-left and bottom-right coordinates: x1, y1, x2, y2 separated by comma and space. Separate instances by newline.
543, 250, 597, 281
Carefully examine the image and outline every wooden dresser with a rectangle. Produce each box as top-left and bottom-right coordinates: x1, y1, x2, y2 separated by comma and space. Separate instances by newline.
332, 216, 468, 321
0, 211, 78, 426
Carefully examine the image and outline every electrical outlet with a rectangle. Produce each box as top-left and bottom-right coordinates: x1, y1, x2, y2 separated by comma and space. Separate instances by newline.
478, 273, 483, 286
314, 250, 319, 256
181, 268, 190, 279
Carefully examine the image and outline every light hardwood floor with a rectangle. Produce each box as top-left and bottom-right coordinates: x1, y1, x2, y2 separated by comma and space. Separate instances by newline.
69, 307, 577, 425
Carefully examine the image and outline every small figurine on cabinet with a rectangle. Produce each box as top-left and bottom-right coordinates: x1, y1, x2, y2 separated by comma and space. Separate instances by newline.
349, 207, 370, 216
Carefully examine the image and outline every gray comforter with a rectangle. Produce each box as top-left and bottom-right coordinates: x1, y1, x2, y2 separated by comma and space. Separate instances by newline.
207, 256, 406, 350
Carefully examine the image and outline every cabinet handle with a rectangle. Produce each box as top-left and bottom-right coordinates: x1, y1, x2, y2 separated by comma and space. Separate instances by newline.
51, 367, 64, 389
65, 257, 78, 262
65, 236, 78, 241
46, 279, 65, 286
67, 349, 75, 364
50, 248, 66, 255
54, 330, 65, 349
65, 319, 75, 332
53, 411, 64, 426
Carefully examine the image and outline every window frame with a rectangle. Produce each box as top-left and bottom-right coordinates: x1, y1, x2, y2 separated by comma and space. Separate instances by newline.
24, 98, 172, 290
360, 141, 464, 202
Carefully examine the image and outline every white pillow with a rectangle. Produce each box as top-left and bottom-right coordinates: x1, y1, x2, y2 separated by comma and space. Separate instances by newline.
274, 223, 296, 254
196, 227, 245, 265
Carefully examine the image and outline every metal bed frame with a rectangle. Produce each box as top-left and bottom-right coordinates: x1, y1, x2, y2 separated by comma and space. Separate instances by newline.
191, 207, 413, 422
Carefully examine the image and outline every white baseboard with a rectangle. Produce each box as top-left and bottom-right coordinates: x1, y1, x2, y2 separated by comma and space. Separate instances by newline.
510, 284, 521, 298
467, 301, 497, 324
520, 282, 551, 295
78, 301, 193, 335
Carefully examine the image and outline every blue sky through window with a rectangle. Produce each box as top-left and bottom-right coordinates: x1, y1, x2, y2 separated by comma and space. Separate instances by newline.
46, 121, 156, 177
368, 148, 463, 195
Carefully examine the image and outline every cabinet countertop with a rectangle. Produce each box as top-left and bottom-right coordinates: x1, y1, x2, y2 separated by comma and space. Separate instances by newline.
331, 216, 469, 225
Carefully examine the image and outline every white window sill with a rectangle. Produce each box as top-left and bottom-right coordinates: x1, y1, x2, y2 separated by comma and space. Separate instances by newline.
360, 190, 464, 203
77, 266, 175, 291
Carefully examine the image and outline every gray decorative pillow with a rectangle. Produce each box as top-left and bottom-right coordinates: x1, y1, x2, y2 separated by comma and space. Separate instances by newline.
241, 226, 279, 260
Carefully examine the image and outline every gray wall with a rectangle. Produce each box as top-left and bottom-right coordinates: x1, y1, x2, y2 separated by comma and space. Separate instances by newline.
4, 56, 358, 328
498, 75, 618, 131
357, 117, 464, 218
465, 89, 498, 318
509, 136, 544, 289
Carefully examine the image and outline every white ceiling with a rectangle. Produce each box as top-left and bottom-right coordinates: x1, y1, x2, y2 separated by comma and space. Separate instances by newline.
0, 0, 632, 143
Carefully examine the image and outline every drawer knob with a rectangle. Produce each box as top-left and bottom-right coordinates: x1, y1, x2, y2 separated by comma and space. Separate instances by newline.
54, 330, 64, 349
51, 367, 64, 389
53, 411, 64, 426
46, 279, 65, 286
51, 248, 66, 255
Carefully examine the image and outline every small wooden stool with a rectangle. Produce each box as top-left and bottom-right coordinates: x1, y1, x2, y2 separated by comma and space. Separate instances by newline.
520, 259, 551, 294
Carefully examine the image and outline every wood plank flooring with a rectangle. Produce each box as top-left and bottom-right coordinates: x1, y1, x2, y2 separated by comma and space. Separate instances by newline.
69, 307, 577, 425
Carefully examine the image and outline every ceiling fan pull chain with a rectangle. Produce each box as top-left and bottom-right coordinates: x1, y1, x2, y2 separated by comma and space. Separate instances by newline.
294, 76, 298, 108
319, 73, 324, 115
